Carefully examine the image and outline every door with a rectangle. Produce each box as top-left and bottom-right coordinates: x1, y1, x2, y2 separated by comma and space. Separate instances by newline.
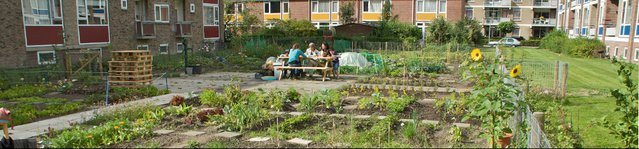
176, 0, 185, 22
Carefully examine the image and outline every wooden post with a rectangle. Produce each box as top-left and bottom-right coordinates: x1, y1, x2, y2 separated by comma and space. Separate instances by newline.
533, 112, 545, 132
562, 63, 569, 99
553, 61, 559, 98
627, 0, 639, 62
64, 51, 72, 79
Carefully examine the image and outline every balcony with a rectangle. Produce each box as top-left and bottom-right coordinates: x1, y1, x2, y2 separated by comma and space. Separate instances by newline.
534, 0, 557, 7
175, 21, 193, 38
135, 21, 156, 39
532, 18, 556, 26
484, 17, 511, 25
484, 0, 511, 7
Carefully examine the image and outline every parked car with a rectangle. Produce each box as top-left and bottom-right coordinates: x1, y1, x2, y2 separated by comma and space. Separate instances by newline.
488, 37, 521, 47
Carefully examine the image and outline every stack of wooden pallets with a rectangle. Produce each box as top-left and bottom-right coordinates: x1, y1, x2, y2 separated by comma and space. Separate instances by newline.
108, 50, 153, 87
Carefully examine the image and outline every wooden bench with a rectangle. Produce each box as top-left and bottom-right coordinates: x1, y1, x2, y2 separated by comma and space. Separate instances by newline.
274, 66, 333, 81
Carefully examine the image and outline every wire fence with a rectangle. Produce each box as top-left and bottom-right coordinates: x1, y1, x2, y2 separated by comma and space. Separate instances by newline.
519, 60, 568, 99
509, 79, 553, 148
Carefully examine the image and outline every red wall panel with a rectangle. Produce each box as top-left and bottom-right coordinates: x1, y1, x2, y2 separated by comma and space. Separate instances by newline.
25, 26, 64, 46
79, 26, 110, 44
204, 0, 218, 4
204, 26, 219, 38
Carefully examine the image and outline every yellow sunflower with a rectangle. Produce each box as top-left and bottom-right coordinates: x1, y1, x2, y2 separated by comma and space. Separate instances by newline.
510, 64, 522, 78
114, 126, 120, 129
119, 121, 125, 125
471, 48, 482, 61
86, 135, 93, 139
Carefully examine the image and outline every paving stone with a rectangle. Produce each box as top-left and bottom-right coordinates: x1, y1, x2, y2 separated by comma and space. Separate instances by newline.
417, 99, 437, 105
153, 129, 175, 135
292, 103, 301, 108
311, 113, 327, 116
421, 120, 440, 125
453, 123, 471, 128
180, 130, 206, 137
248, 137, 270, 142
269, 111, 285, 115
343, 105, 358, 110
329, 114, 346, 118
353, 115, 371, 119
289, 112, 305, 116
344, 96, 361, 102
377, 116, 387, 119
399, 119, 415, 122
287, 138, 312, 146
214, 131, 242, 138
332, 143, 351, 147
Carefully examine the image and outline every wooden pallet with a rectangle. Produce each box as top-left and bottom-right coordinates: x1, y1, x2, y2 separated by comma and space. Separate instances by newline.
108, 50, 153, 87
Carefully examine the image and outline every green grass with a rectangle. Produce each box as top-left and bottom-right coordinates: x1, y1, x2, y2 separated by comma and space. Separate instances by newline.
483, 47, 632, 147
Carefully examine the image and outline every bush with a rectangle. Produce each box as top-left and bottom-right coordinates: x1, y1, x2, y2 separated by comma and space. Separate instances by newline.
0, 84, 55, 99
568, 37, 605, 58
520, 40, 541, 47
199, 89, 227, 107
425, 17, 451, 44
540, 30, 604, 57
540, 30, 570, 54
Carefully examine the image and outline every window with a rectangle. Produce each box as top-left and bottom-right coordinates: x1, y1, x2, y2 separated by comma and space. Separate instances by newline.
439, 0, 446, 13
137, 45, 149, 50
465, 8, 473, 19
424, 0, 437, 12
623, 47, 628, 59
78, 0, 109, 24
177, 43, 184, 53
204, 4, 219, 26
159, 44, 169, 54
312, 0, 330, 13
513, 0, 521, 2
22, 0, 63, 25
154, 4, 169, 23
513, 28, 520, 36
37, 51, 56, 65
332, 1, 338, 13
135, 0, 145, 21
635, 48, 639, 61
513, 8, 521, 20
416, 0, 424, 12
283, 2, 289, 13
614, 47, 619, 58
583, 8, 590, 26
622, 1, 631, 24
605, 46, 610, 56
363, 0, 383, 13
228, 3, 244, 14
264, 1, 281, 13
190, 4, 195, 13
121, 0, 127, 10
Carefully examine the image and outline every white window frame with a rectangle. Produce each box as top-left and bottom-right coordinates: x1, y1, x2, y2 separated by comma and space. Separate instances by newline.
154, 4, 170, 23
623, 47, 628, 59
137, 45, 149, 50
159, 44, 169, 54
634, 48, 639, 61
121, 0, 128, 10
37, 51, 56, 65
439, 0, 446, 13
203, 4, 219, 26
77, 0, 109, 25
416, 0, 424, 12
283, 1, 289, 13
190, 3, 195, 13
363, 0, 384, 13
312, 0, 331, 13
264, 1, 281, 14
605, 46, 610, 56
513, 8, 521, 21
513, 27, 520, 36
614, 47, 619, 58
331, 1, 339, 13
177, 43, 184, 53
418, 0, 436, 13
465, 7, 473, 19
23, 0, 64, 25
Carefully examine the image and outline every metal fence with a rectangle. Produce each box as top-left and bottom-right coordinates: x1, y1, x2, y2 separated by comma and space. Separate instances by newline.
507, 78, 553, 148
518, 60, 568, 99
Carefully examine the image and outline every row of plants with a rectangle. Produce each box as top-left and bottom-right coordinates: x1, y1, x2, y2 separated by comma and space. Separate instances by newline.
0, 97, 83, 125
0, 84, 57, 99
355, 76, 450, 87
357, 87, 416, 113
45, 106, 164, 148
539, 30, 605, 58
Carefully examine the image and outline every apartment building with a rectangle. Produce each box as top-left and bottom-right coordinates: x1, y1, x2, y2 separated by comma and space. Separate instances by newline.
465, 0, 558, 39
225, 0, 466, 36
559, 0, 639, 63
0, 0, 224, 68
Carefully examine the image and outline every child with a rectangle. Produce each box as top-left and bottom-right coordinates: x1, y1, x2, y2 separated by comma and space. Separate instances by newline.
329, 49, 340, 79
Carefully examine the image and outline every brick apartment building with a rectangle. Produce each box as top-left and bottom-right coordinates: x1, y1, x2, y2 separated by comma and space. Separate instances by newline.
558, 0, 639, 63
466, 0, 558, 39
0, 0, 224, 68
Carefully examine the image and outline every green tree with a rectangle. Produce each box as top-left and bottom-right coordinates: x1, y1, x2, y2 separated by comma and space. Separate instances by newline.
496, 21, 516, 35
380, 0, 397, 22
594, 60, 638, 148
339, 2, 356, 24
451, 18, 484, 45
425, 17, 451, 44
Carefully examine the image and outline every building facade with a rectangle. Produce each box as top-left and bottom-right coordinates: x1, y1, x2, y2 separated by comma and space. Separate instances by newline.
466, 0, 558, 39
0, 0, 224, 68
558, 0, 639, 63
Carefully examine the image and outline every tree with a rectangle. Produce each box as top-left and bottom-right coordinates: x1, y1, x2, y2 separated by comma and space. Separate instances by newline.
339, 2, 355, 24
451, 18, 484, 45
425, 17, 451, 44
380, 0, 397, 23
496, 21, 516, 35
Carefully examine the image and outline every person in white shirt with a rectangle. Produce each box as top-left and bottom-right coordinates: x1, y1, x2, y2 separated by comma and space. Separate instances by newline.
305, 43, 319, 57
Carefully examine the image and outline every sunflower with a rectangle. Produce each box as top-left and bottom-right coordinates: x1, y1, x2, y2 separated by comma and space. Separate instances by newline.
471, 48, 482, 61
86, 135, 93, 139
510, 64, 522, 78
119, 121, 125, 125
114, 126, 120, 129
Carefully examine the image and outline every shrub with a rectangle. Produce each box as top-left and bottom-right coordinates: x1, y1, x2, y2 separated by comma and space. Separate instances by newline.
520, 39, 541, 47
387, 96, 416, 113
170, 95, 185, 106
450, 18, 484, 45
425, 17, 451, 44
199, 89, 227, 107
540, 30, 570, 54
540, 30, 604, 57
0, 84, 55, 99
568, 37, 605, 58
210, 102, 270, 132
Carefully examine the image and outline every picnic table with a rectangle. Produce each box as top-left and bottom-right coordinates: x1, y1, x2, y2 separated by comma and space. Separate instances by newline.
274, 56, 334, 81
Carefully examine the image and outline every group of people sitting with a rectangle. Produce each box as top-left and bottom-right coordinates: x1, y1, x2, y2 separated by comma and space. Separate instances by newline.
278, 42, 340, 80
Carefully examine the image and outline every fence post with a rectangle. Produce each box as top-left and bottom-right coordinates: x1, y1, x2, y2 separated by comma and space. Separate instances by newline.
562, 63, 568, 99
105, 76, 110, 106
533, 112, 545, 132
553, 61, 559, 98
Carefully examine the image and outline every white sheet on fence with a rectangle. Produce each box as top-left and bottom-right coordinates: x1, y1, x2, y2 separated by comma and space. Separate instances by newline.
339, 52, 370, 68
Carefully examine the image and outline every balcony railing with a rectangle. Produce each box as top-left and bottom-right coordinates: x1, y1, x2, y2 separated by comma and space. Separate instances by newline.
484, 0, 511, 7
484, 17, 511, 25
135, 21, 156, 39
534, 0, 557, 7
606, 28, 616, 36
532, 18, 556, 25
175, 21, 193, 38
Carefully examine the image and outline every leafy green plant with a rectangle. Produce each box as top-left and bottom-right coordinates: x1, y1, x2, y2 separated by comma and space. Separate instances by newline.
593, 60, 638, 148
206, 141, 226, 148
286, 87, 301, 102
299, 94, 320, 113
0, 84, 56, 99
210, 102, 270, 132
199, 89, 227, 107
186, 140, 200, 148
319, 90, 343, 112
387, 96, 416, 113
165, 104, 192, 116
496, 21, 516, 35
339, 2, 356, 24
449, 126, 463, 147
425, 17, 451, 44
367, 115, 398, 145
270, 114, 313, 132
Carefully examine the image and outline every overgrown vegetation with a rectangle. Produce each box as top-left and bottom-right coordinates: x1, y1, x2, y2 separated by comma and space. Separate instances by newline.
540, 30, 605, 57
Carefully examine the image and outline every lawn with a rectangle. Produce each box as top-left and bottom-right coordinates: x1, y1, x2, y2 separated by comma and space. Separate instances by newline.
485, 47, 632, 147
